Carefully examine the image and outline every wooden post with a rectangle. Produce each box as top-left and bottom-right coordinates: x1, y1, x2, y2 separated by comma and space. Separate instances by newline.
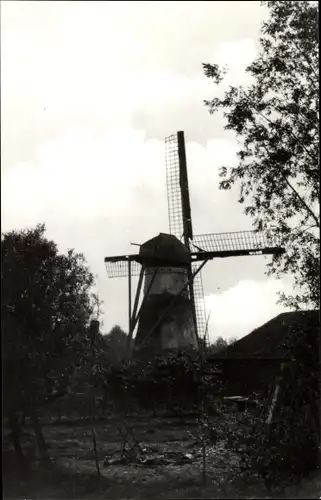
188, 265, 200, 350
128, 260, 132, 340
8, 411, 24, 460
29, 410, 50, 462
200, 335, 207, 488
89, 320, 100, 477
132, 268, 158, 332
131, 266, 144, 327
125, 266, 144, 360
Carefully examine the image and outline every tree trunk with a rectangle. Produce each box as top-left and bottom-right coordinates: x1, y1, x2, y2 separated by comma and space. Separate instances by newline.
152, 403, 157, 418
8, 411, 24, 459
28, 410, 50, 462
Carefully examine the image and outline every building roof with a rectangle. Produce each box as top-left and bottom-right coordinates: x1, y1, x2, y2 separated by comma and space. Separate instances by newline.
139, 233, 190, 266
210, 310, 320, 360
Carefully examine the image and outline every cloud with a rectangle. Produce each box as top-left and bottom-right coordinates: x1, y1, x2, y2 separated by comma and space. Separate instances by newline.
2, 1, 293, 338
205, 279, 293, 341
1, 1, 266, 168
2, 127, 261, 334
1, 128, 249, 239
2, 124, 293, 336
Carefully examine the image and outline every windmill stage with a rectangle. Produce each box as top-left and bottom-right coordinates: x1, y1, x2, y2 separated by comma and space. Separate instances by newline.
104, 131, 284, 358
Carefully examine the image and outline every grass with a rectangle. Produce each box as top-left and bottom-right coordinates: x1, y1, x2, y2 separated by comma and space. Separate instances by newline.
3, 416, 321, 499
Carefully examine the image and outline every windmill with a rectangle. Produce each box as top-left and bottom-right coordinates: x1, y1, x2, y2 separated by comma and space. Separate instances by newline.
104, 131, 285, 359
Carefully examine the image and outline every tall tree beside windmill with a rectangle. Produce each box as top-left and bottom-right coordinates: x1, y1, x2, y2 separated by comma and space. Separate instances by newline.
104, 132, 285, 359
203, 0, 319, 310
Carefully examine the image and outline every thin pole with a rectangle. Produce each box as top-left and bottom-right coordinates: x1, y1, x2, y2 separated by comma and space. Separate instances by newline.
318, 324, 321, 455
199, 321, 207, 488
128, 260, 132, 339
204, 310, 211, 349
199, 305, 211, 487
131, 268, 158, 332
89, 320, 100, 477
131, 266, 145, 328
188, 265, 200, 350
125, 266, 144, 360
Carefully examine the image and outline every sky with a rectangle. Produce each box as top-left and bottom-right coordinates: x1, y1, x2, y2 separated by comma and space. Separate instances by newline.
1, 0, 294, 342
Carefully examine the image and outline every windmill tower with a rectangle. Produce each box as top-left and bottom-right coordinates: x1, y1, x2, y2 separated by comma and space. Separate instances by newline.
104, 131, 285, 359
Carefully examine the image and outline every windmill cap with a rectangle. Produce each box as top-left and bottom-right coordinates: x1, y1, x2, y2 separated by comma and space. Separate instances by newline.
139, 233, 190, 266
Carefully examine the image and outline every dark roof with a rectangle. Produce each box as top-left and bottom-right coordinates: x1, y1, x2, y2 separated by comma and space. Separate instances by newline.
139, 233, 190, 266
210, 310, 320, 360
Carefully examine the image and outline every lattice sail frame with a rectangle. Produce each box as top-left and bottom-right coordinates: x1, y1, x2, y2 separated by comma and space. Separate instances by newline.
165, 132, 205, 342
104, 258, 141, 278
164, 132, 279, 344
191, 230, 280, 253
165, 134, 184, 240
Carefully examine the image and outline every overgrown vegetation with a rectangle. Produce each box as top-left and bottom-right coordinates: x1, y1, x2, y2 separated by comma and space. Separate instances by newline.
2, 213, 319, 499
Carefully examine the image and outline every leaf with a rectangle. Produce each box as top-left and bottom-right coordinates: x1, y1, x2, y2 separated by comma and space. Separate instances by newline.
203, 0, 319, 309
2, 225, 97, 416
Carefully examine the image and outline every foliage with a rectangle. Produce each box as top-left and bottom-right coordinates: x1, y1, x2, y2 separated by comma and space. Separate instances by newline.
211, 348, 320, 493
94, 350, 222, 416
203, 0, 319, 309
103, 324, 130, 363
205, 315, 320, 492
2, 224, 97, 424
206, 336, 237, 356
269, 327, 320, 479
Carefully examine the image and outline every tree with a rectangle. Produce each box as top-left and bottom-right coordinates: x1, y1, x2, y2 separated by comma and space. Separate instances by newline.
207, 336, 237, 355
2, 223, 97, 459
97, 350, 221, 417
203, 1, 319, 310
104, 325, 131, 362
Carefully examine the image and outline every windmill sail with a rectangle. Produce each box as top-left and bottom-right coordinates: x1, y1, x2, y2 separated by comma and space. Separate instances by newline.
177, 131, 193, 243
104, 230, 283, 278
165, 132, 193, 242
191, 231, 283, 256
165, 131, 205, 348
104, 256, 142, 278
